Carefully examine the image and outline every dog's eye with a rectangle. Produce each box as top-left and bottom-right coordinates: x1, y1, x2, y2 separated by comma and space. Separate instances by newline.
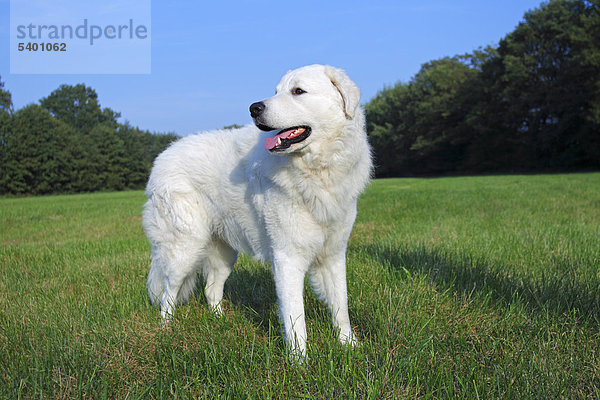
292, 88, 306, 95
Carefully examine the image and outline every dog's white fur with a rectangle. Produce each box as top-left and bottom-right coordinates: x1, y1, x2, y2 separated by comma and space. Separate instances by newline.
143, 65, 372, 360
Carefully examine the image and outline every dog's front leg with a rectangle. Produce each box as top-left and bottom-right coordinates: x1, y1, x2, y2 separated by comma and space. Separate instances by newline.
272, 254, 308, 362
310, 250, 358, 347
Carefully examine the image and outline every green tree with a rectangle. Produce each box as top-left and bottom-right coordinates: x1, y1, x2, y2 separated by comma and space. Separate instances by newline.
40, 84, 120, 133
366, 82, 418, 177
367, 55, 486, 176
0, 77, 14, 193
0, 76, 13, 113
68, 123, 128, 192
2, 105, 76, 194
366, 0, 600, 176
0, 77, 180, 195
491, 0, 600, 169
406, 56, 482, 173
117, 123, 151, 189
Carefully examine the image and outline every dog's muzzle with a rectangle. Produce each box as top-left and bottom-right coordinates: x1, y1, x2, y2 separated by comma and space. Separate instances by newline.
249, 101, 274, 131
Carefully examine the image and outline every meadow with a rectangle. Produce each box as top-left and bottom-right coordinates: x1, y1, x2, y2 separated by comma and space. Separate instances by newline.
0, 173, 599, 399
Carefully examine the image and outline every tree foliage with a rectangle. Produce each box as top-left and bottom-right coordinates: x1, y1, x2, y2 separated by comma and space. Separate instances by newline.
366, 0, 600, 176
0, 77, 13, 113
0, 77, 178, 195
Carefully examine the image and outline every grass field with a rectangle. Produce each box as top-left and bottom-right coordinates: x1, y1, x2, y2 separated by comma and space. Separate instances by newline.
1, 173, 599, 399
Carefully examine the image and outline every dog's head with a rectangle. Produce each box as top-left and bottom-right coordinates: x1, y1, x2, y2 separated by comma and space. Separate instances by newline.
249, 65, 361, 154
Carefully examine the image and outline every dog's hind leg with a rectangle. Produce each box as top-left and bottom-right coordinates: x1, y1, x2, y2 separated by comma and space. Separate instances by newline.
149, 239, 205, 324
144, 191, 213, 323
202, 239, 237, 315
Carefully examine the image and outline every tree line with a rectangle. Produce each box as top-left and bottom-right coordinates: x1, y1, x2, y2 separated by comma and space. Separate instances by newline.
0, 82, 178, 195
365, 0, 600, 177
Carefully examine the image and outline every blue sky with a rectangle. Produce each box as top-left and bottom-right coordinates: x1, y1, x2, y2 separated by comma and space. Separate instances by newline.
1, 0, 543, 136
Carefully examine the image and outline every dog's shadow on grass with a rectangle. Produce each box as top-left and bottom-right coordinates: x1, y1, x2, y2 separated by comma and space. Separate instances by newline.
358, 243, 600, 323
200, 244, 599, 332
217, 263, 330, 335
222, 266, 279, 331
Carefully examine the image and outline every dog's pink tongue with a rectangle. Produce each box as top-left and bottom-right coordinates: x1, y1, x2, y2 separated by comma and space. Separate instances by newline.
264, 136, 280, 151
264, 128, 295, 150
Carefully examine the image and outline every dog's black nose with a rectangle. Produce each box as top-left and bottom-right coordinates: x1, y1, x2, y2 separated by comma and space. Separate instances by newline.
249, 102, 265, 118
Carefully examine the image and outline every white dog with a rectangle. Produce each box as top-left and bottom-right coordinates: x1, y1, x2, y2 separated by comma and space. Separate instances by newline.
143, 65, 372, 360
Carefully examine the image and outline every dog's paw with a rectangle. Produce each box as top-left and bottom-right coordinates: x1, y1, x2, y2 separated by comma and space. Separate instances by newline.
339, 330, 360, 348
288, 348, 308, 365
209, 303, 225, 317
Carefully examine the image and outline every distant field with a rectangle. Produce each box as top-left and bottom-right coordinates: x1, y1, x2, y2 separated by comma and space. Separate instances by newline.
1, 173, 599, 399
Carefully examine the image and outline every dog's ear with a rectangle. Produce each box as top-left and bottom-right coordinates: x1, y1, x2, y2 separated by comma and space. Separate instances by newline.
324, 66, 361, 119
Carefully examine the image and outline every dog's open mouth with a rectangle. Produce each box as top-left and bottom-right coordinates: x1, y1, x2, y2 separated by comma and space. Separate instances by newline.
263, 126, 311, 152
